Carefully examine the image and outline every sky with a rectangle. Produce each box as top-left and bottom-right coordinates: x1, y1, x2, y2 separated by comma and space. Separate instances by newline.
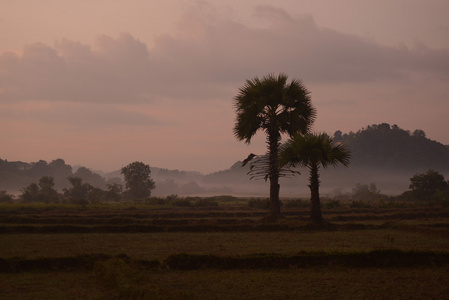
1, 0, 448, 174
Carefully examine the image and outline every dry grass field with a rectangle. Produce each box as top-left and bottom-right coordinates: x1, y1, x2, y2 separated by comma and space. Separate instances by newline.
1, 200, 449, 299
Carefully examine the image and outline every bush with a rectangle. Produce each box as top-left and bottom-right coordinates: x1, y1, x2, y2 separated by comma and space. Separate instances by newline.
324, 199, 341, 209
350, 200, 372, 208
351, 183, 384, 201
185, 196, 201, 202
378, 199, 408, 208
146, 197, 166, 205
248, 198, 270, 209
194, 198, 219, 207
165, 194, 192, 207
283, 199, 309, 208
0, 191, 14, 203
166, 194, 179, 201
172, 199, 192, 207
210, 195, 239, 202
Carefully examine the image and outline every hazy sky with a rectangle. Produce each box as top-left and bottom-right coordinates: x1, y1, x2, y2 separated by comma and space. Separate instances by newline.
1, 0, 448, 174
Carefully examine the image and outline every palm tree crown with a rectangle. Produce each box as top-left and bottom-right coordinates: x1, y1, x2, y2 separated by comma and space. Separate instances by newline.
233, 73, 316, 218
280, 133, 351, 170
233, 73, 316, 144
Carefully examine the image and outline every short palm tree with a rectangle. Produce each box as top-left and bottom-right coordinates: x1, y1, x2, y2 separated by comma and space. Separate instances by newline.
280, 133, 351, 224
234, 73, 316, 218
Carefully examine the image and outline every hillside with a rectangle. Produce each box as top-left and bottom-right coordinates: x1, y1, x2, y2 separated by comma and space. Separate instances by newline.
335, 123, 449, 172
316, 123, 449, 194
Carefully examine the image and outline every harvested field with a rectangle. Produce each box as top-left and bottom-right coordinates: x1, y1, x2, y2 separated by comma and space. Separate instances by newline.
1, 202, 449, 299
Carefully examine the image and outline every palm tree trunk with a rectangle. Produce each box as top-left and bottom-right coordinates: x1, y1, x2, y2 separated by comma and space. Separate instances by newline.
268, 131, 281, 219
269, 177, 281, 218
309, 164, 323, 224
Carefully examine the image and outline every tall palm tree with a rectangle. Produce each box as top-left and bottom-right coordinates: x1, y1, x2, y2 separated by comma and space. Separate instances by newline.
280, 133, 351, 224
233, 73, 316, 218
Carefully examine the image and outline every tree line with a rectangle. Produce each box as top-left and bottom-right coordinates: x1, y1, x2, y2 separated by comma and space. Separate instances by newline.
1, 167, 448, 208
0, 158, 115, 192
0, 161, 155, 205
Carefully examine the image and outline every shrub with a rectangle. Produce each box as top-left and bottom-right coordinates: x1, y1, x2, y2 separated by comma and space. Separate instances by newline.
378, 199, 408, 208
146, 197, 166, 205
0, 191, 14, 203
194, 198, 219, 207
210, 195, 239, 202
283, 199, 309, 208
352, 183, 383, 201
166, 194, 179, 201
172, 199, 192, 207
248, 198, 270, 209
350, 200, 372, 208
185, 196, 201, 202
324, 199, 341, 209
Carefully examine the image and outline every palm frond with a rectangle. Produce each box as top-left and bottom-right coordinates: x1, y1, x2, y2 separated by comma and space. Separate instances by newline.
247, 154, 300, 181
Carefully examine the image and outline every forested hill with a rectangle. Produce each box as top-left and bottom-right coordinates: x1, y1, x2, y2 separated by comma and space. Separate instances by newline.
333, 123, 449, 172
203, 123, 449, 195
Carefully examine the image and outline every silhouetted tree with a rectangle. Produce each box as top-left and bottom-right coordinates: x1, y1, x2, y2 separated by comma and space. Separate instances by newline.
280, 133, 351, 224
104, 183, 123, 202
121, 162, 155, 201
409, 169, 448, 200
20, 176, 60, 203
351, 183, 382, 201
38, 176, 60, 203
48, 159, 73, 189
233, 73, 316, 219
64, 177, 93, 205
87, 187, 106, 203
74, 166, 107, 189
333, 130, 343, 142
28, 160, 50, 178
412, 129, 426, 138
0, 190, 14, 203
20, 183, 40, 203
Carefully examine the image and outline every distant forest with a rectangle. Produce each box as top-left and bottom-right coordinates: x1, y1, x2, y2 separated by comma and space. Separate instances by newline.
334, 123, 449, 172
0, 159, 121, 192
1, 123, 449, 196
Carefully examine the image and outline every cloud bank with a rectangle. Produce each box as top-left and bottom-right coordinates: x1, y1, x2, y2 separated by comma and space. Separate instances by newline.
2, 6, 447, 103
